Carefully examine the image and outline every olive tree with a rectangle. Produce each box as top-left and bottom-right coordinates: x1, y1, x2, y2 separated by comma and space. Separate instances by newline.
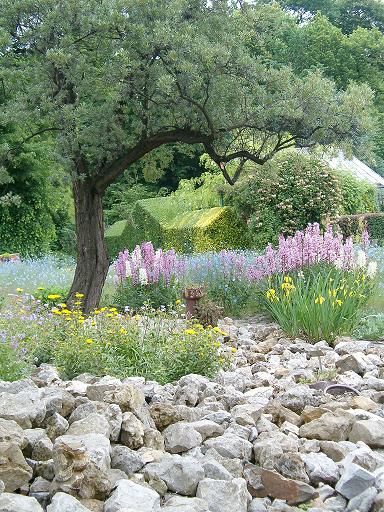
0, 0, 375, 311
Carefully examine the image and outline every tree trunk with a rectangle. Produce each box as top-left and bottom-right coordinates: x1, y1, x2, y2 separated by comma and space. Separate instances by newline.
69, 178, 109, 313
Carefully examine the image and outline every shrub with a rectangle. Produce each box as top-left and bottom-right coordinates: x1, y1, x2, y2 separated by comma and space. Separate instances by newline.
333, 213, 384, 244
336, 170, 378, 215
260, 264, 376, 344
229, 153, 342, 248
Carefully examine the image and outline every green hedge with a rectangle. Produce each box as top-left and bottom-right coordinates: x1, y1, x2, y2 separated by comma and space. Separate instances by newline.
105, 219, 133, 260
332, 213, 384, 245
105, 196, 250, 258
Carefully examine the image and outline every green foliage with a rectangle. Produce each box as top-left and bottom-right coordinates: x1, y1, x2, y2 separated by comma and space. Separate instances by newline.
261, 266, 375, 344
337, 171, 378, 215
105, 220, 134, 261
334, 213, 384, 243
113, 279, 179, 311
0, 297, 229, 383
229, 153, 342, 248
354, 313, 384, 341
0, 342, 33, 381
106, 185, 250, 257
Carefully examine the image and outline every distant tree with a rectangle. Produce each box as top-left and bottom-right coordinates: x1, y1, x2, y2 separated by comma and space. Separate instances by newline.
0, 0, 375, 310
280, 0, 384, 34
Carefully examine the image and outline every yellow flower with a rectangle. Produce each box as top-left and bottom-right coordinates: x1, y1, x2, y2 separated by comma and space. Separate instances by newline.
184, 328, 197, 335
85, 338, 93, 344
231, 347, 237, 353
328, 289, 337, 298
94, 309, 100, 315
100, 307, 107, 312
106, 313, 113, 317
74, 301, 82, 305
16, 288, 23, 293
175, 299, 181, 305
75, 293, 84, 298
120, 328, 127, 334
47, 294, 61, 300
37, 287, 45, 291
51, 307, 61, 315
283, 276, 292, 283
213, 341, 221, 348
58, 303, 67, 308
109, 307, 117, 312
333, 299, 343, 307
315, 295, 325, 305
213, 327, 228, 336
266, 288, 279, 302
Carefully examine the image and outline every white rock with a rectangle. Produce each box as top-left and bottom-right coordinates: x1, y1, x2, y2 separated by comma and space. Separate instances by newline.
0, 493, 43, 511
104, 479, 160, 512
145, 455, 204, 496
47, 492, 92, 511
203, 434, 253, 459
196, 478, 251, 512
163, 423, 203, 454
302, 452, 339, 485
335, 463, 375, 499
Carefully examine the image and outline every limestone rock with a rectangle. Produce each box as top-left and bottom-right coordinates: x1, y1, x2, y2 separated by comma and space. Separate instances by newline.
163, 423, 202, 454
0, 442, 33, 492
196, 477, 250, 512
111, 445, 145, 475
302, 452, 339, 485
299, 410, 354, 441
244, 464, 316, 505
45, 413, 69, 441
52, 433, 112, 499
0, 389, 46, 428
0, 493, 43, 512
120, 412, 144, 449
203, 434, 253, 459
103, 479, 160, 512
0, 418, 27, 449
335, 463, 375, 500
336, 352, 374, 375
149, 404, 188, 431
66, 414, 110, 438
162, 496, 209, 512
47, 492, 92, 511
349, 418, 384, 448
346, 487, 378, 512
145, 455, 204, 496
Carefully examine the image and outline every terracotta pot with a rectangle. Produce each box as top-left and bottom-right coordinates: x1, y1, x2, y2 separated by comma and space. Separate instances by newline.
183, 287, 204, 317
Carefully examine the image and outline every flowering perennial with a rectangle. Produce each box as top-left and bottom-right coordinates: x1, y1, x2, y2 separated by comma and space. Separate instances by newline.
115, 241, 185, 286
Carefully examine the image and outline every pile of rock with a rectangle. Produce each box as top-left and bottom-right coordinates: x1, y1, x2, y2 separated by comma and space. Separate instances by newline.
1, 316, 384, 512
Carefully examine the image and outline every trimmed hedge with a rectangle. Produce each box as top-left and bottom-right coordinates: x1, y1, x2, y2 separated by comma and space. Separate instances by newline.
105, 219, 133, 260
105, 196, 250, 258
332, 213, 384, 245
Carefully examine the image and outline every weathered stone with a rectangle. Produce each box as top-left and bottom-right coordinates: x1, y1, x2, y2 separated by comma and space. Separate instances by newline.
203, 434, 253, 459
162, 496, 209, 512
243, 464, 316, 505
349, 418, 384, 448
120, 412, 145, 449
202, 459, 232, 480
302, 452, 339, 485
163, 423, 203, 454
335, 463, 375, 500
52, 433, 112, 499
104, 479, 160, 512
189, 420, 224, 440
278, 386, 318, 414
342, 443, 384, 472
346, 487, 378, 512
0, 442, 33, 492
67, 414, 110, 438
149, 404, 188, 431
145, 455, 204, 496
45, 413, 69, 441
0, 418, 27, 449
319, 440, 355, 462
299, 410, 354, 441
0, 493, 43, 511
196, 478, 250, 512
274, 452, 309, 482
111, 445, 145, 475
373, 491, 384, 512
336, 352, 374, 375
47, 492, 92, 511
0, 390, 46, 428
101, 404, 122, 442
68, 403, 98, 425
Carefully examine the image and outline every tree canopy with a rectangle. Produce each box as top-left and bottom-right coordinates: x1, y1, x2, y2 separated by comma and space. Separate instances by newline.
0, 0, 377, 309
